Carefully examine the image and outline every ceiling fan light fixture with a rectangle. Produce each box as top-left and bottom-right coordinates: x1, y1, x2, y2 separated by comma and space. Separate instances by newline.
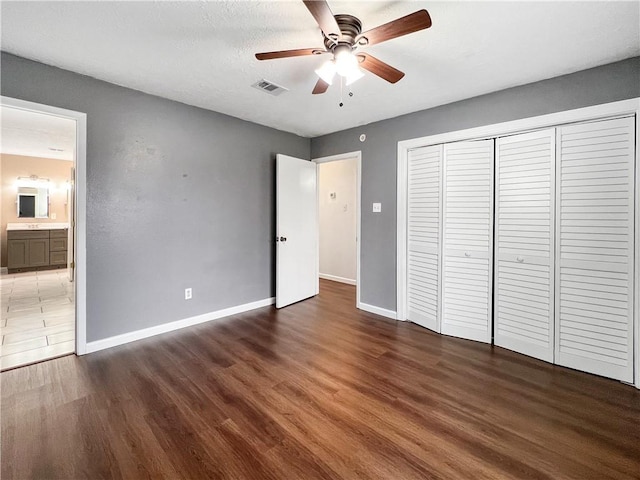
315, 60, 336, 85
334, 48, 359, 77
345, 68, 364, 86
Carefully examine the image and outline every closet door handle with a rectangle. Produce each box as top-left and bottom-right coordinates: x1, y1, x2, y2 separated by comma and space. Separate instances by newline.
464, 252, 471, 257
517, 257, 524, 263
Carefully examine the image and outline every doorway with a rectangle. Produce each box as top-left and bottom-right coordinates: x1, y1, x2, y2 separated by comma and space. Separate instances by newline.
314, 151, 361, 306
0, 96, 87, 369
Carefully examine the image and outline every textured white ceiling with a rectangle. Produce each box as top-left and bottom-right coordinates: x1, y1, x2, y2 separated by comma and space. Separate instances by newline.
1, 1, 638, 137
1, 107, 75, 161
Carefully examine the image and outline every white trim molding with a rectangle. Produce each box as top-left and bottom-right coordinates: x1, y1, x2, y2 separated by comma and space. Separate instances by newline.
313, 150, 362, 307
358, 302, 397, 320
319, 273, 356, 285
398, 99, 640, 153
1, 96, 88, 355
86, 297, 275, 354
397, 98, 640, 387
636, 103, 640, 390
396, 141, 409, 321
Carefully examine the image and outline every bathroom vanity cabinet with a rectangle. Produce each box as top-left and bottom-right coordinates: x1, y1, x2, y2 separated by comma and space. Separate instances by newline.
7, 228, 68, 273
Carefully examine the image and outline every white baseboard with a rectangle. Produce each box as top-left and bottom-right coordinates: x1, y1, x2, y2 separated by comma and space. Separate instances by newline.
85, 297, 275, 354
319, 273, 356, 286
357, 302, 397, 320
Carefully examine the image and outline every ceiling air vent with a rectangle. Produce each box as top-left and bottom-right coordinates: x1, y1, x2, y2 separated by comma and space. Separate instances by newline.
252, 79, 289, 96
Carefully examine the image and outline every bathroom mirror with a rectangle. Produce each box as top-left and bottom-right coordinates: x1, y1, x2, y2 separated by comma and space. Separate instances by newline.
17, 186, 49, 218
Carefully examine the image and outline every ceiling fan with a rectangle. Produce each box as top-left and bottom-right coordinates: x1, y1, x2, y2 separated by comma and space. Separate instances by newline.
255, 0, 432, 94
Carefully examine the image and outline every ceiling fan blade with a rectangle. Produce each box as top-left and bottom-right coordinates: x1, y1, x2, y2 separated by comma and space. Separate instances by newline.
255, 48, 325, 60
358, 54, 405, 83
302, 0, 341, 39
312, 78, 330, 94
357, 10, 432, 46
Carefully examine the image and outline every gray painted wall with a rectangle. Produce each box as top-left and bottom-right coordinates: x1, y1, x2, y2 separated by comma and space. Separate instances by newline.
1, 52, 310, 342
311, 57, 640, 311
3, 52, 639, 338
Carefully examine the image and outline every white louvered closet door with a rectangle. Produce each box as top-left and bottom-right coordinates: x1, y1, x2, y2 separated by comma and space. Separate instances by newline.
407, 145, 442, 332
556, 116, 635, 382
495, 129, 555, 362
441, 140, 494, 343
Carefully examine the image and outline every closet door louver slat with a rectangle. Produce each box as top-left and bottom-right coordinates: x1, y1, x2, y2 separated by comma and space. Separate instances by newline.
495, 129, 555, 362
407, 145, 442, 331
441, 140, 494, 343
556, 116, 635, 383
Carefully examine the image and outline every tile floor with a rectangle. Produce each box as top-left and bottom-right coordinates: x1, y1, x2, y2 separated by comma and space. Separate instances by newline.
1, 269, 75, 370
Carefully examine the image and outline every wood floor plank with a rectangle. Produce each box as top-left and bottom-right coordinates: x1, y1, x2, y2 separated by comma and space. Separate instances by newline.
2, 279, 639, 479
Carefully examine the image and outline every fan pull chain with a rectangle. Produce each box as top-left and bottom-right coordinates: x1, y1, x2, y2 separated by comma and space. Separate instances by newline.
337, 77, 354, 107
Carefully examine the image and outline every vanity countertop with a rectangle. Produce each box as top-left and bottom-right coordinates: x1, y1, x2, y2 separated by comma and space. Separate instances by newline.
7, 223, 70, 231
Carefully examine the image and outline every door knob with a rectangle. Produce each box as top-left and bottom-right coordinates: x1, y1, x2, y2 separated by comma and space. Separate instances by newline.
280, 236, 287, 242
517, 257, 524, 263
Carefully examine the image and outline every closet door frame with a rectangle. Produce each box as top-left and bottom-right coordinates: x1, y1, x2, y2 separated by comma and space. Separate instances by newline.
396, 98, 640, 389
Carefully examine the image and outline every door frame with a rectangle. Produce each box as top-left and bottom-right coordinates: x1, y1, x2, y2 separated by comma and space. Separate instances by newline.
1, 96, 88, 355
636, 103, 640, 390
313, 151, 362, 308
396, 98, 640, 388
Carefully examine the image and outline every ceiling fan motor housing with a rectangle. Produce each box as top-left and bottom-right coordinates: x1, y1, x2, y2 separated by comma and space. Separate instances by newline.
323, 14, 362, 51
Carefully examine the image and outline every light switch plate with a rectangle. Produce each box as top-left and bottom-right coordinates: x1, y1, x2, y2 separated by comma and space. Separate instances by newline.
372, 202, 382, 213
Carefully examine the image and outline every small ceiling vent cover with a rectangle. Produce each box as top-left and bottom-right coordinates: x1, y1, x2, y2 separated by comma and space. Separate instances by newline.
252, 79, 289, 96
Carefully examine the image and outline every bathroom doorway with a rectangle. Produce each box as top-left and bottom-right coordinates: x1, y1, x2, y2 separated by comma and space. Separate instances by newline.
1, 98, 87, 369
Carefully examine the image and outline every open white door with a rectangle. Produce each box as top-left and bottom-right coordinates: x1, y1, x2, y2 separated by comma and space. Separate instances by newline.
276, 154, 318, 308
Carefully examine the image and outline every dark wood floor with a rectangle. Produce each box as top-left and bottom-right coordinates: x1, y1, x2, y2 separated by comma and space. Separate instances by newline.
2, 280, 639, 479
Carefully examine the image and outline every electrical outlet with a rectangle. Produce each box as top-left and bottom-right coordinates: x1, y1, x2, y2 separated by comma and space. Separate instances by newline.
185, 288, 192, 300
